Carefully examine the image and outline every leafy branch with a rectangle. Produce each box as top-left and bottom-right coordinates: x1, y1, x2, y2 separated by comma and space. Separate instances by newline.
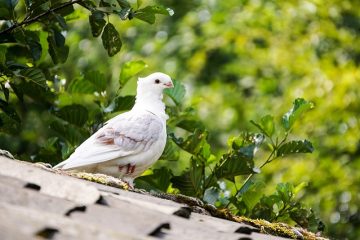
234, 99, 314, 200
0, 0, 84, 35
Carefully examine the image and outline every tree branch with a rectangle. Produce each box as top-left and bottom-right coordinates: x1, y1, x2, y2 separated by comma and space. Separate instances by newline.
0, 0, 84, 36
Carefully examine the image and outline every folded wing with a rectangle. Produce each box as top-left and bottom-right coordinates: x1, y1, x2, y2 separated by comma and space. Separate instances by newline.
55, 111, 163, 169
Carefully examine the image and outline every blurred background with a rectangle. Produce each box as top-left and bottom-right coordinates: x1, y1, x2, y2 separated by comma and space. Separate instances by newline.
1, 0, 360, 238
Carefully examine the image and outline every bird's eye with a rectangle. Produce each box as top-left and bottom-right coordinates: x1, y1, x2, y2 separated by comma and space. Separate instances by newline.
155, 79, 160, 84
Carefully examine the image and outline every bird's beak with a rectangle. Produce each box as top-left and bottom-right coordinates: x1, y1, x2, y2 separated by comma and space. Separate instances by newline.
164, 81, 174, 88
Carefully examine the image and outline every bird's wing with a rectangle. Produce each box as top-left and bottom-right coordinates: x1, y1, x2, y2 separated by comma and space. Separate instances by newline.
55, 111, 163, 169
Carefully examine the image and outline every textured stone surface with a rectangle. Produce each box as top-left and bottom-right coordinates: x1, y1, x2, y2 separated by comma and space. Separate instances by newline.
0, 157, 100, 205
0, 157, 290, 240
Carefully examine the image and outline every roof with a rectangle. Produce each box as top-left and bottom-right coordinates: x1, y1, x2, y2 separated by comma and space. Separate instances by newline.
0, 155, 321, 240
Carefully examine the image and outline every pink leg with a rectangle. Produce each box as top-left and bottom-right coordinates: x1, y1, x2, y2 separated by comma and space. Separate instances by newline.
119, 164, 136, 174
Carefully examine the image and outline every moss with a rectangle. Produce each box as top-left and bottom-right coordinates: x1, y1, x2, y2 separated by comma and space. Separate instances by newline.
234, 216, 299, 239
70, 172, 130, 190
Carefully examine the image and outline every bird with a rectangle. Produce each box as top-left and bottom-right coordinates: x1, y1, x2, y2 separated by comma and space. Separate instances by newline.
54, 72, 174, 187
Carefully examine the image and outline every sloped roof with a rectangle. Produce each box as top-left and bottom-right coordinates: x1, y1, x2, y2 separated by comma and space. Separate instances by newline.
0, 156, 314, 240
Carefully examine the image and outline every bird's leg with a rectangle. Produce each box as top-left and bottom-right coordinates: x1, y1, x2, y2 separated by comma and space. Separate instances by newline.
126, 164, 136, 174
118, 163, 136, 174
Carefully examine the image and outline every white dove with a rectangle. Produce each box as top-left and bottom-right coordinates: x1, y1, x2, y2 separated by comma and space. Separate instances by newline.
54, 72, 173, 187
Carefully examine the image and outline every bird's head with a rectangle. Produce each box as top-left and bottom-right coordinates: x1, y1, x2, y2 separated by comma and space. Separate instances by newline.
137, 72, 173, 94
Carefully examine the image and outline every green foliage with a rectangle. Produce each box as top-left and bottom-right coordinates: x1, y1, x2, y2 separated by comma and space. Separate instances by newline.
89, 11, 106, 37
164, 79, 186, 105
282, 99, 314, 131
250, 115, 274, 137
135, 167, 172, 192
47, 30, 69, 64
119, 60, 147, 87
20, 68, 47, 88
56, 104, 89, 127
134, 6, 173, 24
277, 140, 314, 157
249, 182, 324, 232
101, 23, 122, 56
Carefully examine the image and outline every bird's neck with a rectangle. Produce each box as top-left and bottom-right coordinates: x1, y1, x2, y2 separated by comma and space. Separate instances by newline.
133, 92, 168, 120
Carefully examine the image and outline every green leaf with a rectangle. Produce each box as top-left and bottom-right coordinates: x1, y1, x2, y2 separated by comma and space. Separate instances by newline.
47, 30, 69, 64
2, 0, 19, 9
277, 140, 314, 157
213, 139, 257, 181
164, 79, 185, 105
0, 99, 21, 123
134, 5, 172, 24
50, 120, 89, 146
252, 194, 282, 220
136, 0, 142, 9
112, 95, 135, 112
0, 45, 7, 64
214, 151, 256, 180
85, 70, 107, 91
68, 78, 97, 94
0, 8, 10, 19
134, 167, 172, 192
56, 104, 89, 127
170, 129, 211, 160
260, 115, 275, 137
116, 0, 130, 8
67, 71, 107, 94
0, 83, 9, 102
9, 82, 23, 102
236, 176, 255, 197
160, 139, 180, 161
20, 68, 47, 88
119, 60, 147, 87
26, 0, 47, 11
171, 157, 204, 197
89, 11, 106, 37
56, 4, 74, 17
11, 30, 42, 61
250, 115, 275, 137
242, 181, 266, 210
78, 0, 96, 9
176, 119, 205, 132
101, 23, 122, 57
282, 98, 314, 131
53, 13, 67, 29
19, 81, 55, 103
0, 112, 21, 134
276, 182, 294, 203
28, 39, 42, 61
118, 7, 132, 20
294, 182, 308, 195
0, 1, 17, 19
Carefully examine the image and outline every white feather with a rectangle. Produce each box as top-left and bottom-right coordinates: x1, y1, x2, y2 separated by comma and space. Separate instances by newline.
54, 72, 173, 182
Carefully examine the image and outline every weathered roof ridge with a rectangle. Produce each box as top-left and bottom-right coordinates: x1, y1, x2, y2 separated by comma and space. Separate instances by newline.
0, 156, 327, 240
